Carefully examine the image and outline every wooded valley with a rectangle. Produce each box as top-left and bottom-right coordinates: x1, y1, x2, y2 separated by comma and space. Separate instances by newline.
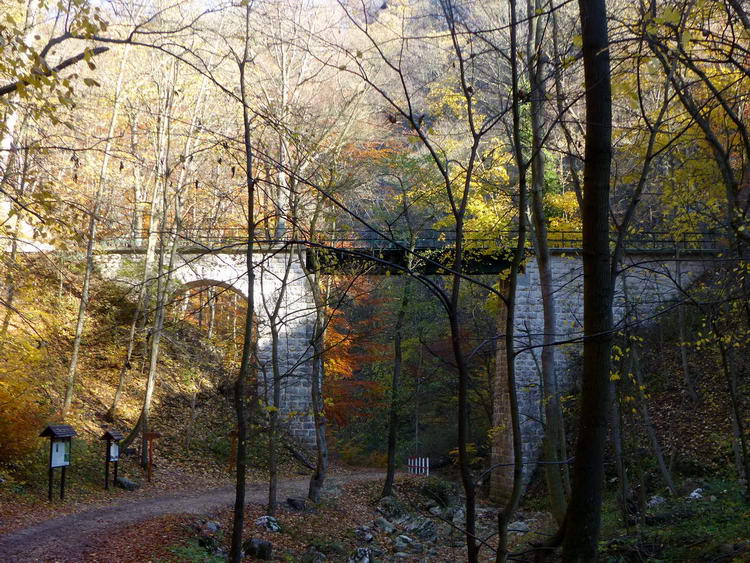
0, 0, 749, 561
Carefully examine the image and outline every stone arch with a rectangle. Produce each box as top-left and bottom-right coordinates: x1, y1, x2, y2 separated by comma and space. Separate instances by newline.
171, 279, 249, 307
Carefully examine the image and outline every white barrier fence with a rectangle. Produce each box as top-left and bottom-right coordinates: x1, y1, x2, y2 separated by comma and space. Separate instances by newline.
407, 456, 430, 476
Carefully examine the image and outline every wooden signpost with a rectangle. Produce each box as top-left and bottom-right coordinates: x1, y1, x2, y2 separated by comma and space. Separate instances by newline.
40, 425, 77, 501
100, 429, 124, 490
143, 431, 161, 482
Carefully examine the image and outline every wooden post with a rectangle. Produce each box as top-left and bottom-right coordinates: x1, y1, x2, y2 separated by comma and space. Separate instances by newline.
104, 438, 111, 490
60, 464, 66, 500
113, 458, 118, 485
48, 439, 54, 501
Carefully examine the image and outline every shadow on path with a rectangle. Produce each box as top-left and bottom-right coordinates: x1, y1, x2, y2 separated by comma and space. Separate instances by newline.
0, 472, 383, 561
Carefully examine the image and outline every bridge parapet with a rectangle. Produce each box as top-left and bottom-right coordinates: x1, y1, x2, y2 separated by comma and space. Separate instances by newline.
97, 228, 722, 254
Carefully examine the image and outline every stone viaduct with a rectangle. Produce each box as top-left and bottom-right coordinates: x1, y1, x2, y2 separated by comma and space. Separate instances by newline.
92, 233, 717, 494
95, 243, 317, 446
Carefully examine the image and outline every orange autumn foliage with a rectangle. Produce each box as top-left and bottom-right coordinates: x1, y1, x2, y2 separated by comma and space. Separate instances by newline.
324, 278, 388, 427
0, 387, 45, 463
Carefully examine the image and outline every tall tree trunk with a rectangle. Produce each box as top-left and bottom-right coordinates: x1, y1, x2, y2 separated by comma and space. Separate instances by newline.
264, 193, 295, 517
495, 0, 530, 559
717, 339, 750, 499
382, 276, 412, 498
107, 177, 160, 421
526, 0, 567, 523
609, 378, 630, 526
266, 322, 281, 515
230, 7, 257, 557
561, 0, 614, 555
0, 0, 39, 185
622, 276, 676, 495
307, 305, 329, 502
630, 343, 676, 494
138, 208, 174, 466
301, 233, 330, 503
0, 146, 33, 347
676, 256, 698, 401
62, 45, 131, 418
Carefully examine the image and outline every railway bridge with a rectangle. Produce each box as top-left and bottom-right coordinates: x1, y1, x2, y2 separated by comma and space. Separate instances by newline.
92, 228, 720, 497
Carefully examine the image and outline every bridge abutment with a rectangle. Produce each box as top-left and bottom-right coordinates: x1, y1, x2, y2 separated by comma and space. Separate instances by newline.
489, 252, 711, 502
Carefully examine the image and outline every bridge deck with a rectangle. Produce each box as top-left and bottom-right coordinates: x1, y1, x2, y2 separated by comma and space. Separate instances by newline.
96, 229, 722, 275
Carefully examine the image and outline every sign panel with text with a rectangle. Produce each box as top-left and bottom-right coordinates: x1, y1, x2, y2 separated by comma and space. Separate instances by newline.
50, 440, 70, 468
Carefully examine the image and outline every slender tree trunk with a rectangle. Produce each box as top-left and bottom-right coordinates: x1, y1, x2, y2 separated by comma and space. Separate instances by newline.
622, 276, 676, 494
0, 146, 32, 346
108, 180, 160, 421
307, 303, 329, 502
609, 379, 630, 526
267, 323, 281, 515
207, 287, 216, 339
264, 224, 294, 516
561, 0, 614, 555
676, 257, 698, 401
301, 236, 330, 503
383, 276, 411, 498
138, 177, 181, 467
496, 0, 530, 559
230, 9, 257, 557
631, 345, 676, 494
62, 45, 131, 418
0, 0, 39, 184
526, 0, 567, 523
717, 340, 750, 498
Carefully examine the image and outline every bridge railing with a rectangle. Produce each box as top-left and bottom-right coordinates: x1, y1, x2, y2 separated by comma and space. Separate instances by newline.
97, 228, 721, 254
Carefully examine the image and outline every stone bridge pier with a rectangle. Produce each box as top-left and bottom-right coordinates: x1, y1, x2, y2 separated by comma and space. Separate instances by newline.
95, 247, 317, 447
489, 250, 713, 501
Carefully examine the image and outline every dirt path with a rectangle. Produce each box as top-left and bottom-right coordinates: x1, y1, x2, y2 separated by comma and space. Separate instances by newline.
0, 472, 382, 562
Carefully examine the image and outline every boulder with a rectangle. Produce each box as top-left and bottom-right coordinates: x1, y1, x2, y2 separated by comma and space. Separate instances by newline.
394, 535, 413, 551
287, 497, 307, 511
347, 547, 372, 563
115, 476, 140, 491
508, 521, 530, 535
408, 542, 424, 554
476, 507, 499, 520
196, 519, 222, 550
255, 515, 282, 532
301, 546, 327, 562
404, 516, 437, 542
451, 507, 466, 524
420, 478, 460, 507
647, 495, 666, 508
377, 496, 406, 521
373, 516, 395, 534
355, 527, 374, 542
243, 538, 273, 559
688, 488, 704, 500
